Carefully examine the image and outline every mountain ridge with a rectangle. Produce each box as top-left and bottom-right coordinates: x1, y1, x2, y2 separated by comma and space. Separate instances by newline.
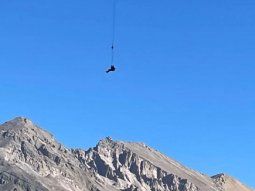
0, 117, 253, 191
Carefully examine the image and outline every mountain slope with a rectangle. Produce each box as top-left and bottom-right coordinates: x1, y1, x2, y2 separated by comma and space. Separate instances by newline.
82, 137, 217, 191
0, 117, 252, 191
0, 117, 116, 191
212, 174, 253, 191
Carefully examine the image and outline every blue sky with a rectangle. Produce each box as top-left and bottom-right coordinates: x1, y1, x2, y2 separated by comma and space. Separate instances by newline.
0, 0, 254, 188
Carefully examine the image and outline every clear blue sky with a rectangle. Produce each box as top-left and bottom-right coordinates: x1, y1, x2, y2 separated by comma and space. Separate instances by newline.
0, 0, 254, 188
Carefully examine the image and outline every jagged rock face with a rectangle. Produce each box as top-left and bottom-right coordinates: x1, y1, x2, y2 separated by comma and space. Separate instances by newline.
81, 138, 200, 191
0, 117, 114, 191
212, 174, 253, 191
0, 117, 253, 191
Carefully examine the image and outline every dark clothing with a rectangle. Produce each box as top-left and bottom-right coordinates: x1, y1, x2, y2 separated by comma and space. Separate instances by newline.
106, 65, 116, 73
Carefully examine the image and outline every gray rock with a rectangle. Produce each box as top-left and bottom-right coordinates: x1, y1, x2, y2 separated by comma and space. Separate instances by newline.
0, 117, 252, 191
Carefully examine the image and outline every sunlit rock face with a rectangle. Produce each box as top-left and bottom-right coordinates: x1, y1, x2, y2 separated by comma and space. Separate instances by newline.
0, 117, 253, 191
82, 138, 200, 191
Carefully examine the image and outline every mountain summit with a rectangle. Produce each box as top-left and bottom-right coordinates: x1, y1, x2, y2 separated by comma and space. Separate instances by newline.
0, 117, 252, 191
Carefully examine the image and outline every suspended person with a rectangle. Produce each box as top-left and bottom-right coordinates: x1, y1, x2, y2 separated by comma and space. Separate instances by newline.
105, 0, 117, 74
106, 65, 116, 73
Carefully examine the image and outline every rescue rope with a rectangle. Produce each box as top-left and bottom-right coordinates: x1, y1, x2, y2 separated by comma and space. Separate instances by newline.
111, 0, 117, 65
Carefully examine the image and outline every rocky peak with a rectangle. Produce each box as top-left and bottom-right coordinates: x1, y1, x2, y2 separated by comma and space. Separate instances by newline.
212, 173, 252, 191
1, 117, 33, 128
212, 173, 227, 183
0, 117, 54, 143
96, 136, 114, 147
0, 117, 253, 191
85, 138, 205, 191
0, 118, 96, 191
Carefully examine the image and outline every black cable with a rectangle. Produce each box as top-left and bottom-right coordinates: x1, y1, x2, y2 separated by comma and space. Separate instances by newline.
111, 0, 117, 65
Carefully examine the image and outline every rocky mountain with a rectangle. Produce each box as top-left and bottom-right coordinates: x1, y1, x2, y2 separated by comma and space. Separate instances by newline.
0, 117, 252, 191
